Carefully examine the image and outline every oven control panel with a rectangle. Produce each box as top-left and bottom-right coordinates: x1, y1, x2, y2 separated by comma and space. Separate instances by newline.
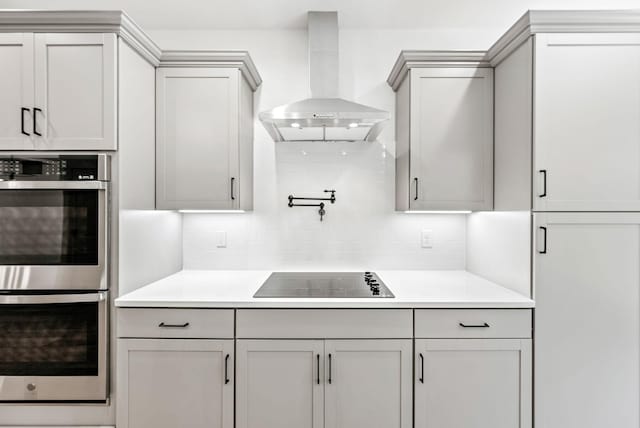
0, 155, 106, 181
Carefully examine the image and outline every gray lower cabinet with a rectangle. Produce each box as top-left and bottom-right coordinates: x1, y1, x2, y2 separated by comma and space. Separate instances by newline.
235, 340, 324, 428
413, 309, 532, 428
117, 338, 234, 428
235, 339, 412, 428
414, 339, 532, 428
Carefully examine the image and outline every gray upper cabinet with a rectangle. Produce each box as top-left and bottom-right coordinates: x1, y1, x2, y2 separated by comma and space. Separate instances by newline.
155, 52, 261, 210
0, 32, 116, 150
388, 52, 494, 212
493, 15, 640, 211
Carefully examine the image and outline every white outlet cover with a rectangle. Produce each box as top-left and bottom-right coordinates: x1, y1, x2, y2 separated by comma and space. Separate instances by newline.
215, 231, 227, 248
421, 229, 433, 248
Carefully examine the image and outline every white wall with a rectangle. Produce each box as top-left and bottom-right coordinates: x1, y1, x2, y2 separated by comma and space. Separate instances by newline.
466, 212, 531, 296
150, 29, 473, 270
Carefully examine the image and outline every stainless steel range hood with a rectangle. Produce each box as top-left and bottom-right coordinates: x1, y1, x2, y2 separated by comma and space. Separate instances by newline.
259, 11, 389, 142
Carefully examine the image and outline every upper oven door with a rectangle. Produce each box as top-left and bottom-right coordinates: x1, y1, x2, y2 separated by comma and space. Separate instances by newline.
0, 181, 108, 291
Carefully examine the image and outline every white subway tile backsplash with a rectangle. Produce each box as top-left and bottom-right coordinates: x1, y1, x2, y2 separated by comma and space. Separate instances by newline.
183, 140, 466, 270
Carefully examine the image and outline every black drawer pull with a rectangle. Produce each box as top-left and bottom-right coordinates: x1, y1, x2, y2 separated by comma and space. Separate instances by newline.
230, 177, 236, 200
459, 322, 490, 328
419, 353, 424, 384
539, 226, 547, 254
224, 354, 230, 384
539, 169, 547, 197
316, 354, 320, 385
33, 107, 42, 136
158, 322, 190, 328
21, 108, 30, 136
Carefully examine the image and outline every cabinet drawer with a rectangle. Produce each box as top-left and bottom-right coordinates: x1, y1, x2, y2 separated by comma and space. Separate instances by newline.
237, 309, 413, 339
415, 309, 531, 338
117, 308, 234, 339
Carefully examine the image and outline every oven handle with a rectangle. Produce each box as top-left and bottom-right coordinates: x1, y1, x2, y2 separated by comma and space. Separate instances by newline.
0, 292, 107, 305
0, 181, 108, 190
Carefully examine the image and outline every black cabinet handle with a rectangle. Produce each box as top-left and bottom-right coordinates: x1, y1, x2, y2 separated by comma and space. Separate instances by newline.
539, 226, 547, 254
459, 322, 490, 328
419, 353, 424, 384
33, 107, 42, 136
316, 354, 320, 385
414, 177, 419, 201
328, 353, 332, 384
158, 322, 190, 328
224, 354, 230, 384
539, 170, 547, 198
21, 108, 30, 136
231, 177, 236, 200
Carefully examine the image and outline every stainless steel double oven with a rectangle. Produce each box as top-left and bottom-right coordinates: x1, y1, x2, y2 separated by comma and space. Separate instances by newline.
0, 154, 109, 402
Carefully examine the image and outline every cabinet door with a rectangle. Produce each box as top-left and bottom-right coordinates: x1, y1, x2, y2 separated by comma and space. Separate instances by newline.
156, 68, 240, 210
533, 213, 640, 428
324, 340, 412, 428
117, 339, 234, 428
0, 33, 34, 150
415, 339, 531, 428
534, 33, 640, 211
34, 33, 116, 150
409, 68, 493, 211
236, 340, 323, 428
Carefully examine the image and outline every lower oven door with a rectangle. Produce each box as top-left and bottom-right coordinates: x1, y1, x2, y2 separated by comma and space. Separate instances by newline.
0, 292, 108, 401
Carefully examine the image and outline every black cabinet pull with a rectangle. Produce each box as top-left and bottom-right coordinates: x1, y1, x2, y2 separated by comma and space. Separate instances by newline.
21, 108, 30, 136
158, 322, 190, 328
230, 177, 236, 200
328, 353, 332, 384
316, 354, 320, 385
459, 322, 490, 328
414, 177, 419, 201
539, 226, 547, 254
419, 353, 424, 384
539, 170, 547, 198
33, 107, 42, 136
224, 354, 230, 384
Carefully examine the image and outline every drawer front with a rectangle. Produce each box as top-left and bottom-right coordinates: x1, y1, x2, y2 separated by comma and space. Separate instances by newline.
236, 309, 413, 339
117, 308, 234, 339
415, 309, 532, 338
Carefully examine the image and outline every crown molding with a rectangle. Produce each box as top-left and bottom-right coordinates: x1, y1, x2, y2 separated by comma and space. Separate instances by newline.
387, 50, 490, 91
159, 50, 262, 91
0, 10, 162, 65
0, 10, 263, 87
488, 10, 640, 66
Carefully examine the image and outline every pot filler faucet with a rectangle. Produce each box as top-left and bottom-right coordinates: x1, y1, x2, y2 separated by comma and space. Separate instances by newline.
288, 190, 336, 221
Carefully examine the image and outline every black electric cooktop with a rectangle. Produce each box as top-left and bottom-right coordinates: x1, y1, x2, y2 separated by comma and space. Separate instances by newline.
253, 272, 394, 298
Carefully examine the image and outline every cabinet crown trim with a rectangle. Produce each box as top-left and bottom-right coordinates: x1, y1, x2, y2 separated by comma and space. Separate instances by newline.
0, 9, 162, 66
488, 9, 640, 66
0, 9, 263, 85
158, 50, 262, 90
386, 50, 491, 91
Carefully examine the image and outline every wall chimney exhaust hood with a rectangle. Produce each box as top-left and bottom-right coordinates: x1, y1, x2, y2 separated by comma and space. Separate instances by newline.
259, 11, 389, 142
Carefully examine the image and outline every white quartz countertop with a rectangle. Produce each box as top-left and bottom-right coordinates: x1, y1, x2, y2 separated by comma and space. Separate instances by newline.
115, 270, 534, 309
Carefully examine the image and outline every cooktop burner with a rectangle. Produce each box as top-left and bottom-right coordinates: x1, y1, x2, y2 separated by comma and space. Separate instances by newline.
253, 272, 394, 298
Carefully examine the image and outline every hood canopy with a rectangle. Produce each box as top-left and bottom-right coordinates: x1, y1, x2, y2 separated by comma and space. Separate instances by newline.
259, 11, 389, 142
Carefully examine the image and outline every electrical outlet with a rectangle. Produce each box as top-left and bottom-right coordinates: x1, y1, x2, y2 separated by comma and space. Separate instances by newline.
421, 229, 433, 248
215, 231, 227, 248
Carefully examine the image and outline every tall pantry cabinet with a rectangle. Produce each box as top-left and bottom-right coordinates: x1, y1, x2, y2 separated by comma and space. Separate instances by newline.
492, 10, 640, 428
